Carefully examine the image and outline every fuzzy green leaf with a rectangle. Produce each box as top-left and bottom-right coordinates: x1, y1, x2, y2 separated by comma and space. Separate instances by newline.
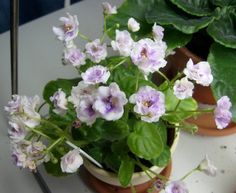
170, 0, 214, 16
146, 0, 214, 34
151, 146, 171, 167
127, 121, 164, 160
207, 10, 236, 49
118, 157, 135, 187
208, 43, 236, 122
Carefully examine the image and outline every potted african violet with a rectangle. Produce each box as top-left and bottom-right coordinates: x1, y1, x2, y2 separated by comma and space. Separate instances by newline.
105, 0, 236, 136
4, 2, 225, 193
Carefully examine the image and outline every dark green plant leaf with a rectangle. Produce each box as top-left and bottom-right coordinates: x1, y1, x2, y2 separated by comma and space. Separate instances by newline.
127, 121, 164, 160
105, 0, 155, 39
111, 139, 130, 155
146, 0, 214, 34
151, 146, 170, 167
103, 150, 121, 172
101, 120, 130, 141
84, 146, 103, 163
208, 43, 236, 122
43, 78, 80, 103
207, 10, 236, 48
118, 156, 135, 187
210, 0, 236, 6
170, 0, 214, 16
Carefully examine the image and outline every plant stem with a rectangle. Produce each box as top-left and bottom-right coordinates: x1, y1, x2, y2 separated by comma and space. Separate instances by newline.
37, 101, 47, 112
166, 108, 214, 115
110, 58, 127, 71
47, 137, 64, 152
180, 168, 199, 181
174, 100, 181, 111
130, 183, 136, 193
135, 71, 140, 91
171, 72, 183, 84
78, 32, 91, 42
27, 126, 51, 139
156, 70, 171, 86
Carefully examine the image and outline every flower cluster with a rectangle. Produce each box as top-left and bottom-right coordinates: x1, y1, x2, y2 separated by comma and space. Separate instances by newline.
4, 2, 233, 193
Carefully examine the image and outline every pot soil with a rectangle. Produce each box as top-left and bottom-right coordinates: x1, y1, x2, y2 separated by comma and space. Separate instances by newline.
83, 128, 179, 193
168, 47, 236, 136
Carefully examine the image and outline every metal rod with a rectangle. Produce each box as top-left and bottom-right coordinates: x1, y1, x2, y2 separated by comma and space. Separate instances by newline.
10, 1, 52, 193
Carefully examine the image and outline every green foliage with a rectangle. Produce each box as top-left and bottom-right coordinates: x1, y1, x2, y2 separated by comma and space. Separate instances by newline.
118, 157, 135, 187
127, 121, 164, 160
208, 43, 236, 122
151, 146, 171, 167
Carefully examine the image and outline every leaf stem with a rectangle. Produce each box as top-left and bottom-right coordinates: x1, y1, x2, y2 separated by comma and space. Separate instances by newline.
47, 137, 64, 152
156, 70, 171, 86
174, 100, 181, 111
78, 32, 91, 42
110, 58, 127, 71
37, 101, 47, 112
180, 167, 199, 181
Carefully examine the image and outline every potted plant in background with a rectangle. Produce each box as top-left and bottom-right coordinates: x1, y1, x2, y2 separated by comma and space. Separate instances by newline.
4, 2, 227, 193
105, 0, 236, 136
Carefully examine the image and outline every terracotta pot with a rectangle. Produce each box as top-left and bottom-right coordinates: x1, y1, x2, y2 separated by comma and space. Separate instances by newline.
168, 47, 236, 136
83, 129, 179, 193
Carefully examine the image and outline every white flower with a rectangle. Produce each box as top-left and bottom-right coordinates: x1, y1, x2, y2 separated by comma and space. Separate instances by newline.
173, 77, 194, 100
152, 23, 164, 42
63, 48, 86, 67
199, 155, 217, 177
130, 38, 167, 75
111, 30, 134, 56
102, 2, 117, 15
93, 83, 128, 121
60, 149, 83, 173
81, 65, 110, 85
68, 81, 96, 107
50, 89, 68, 115
8, 120, 27, 143
85, 39, 107, 63
128, 17, 140, 32
184, 59, 213, 86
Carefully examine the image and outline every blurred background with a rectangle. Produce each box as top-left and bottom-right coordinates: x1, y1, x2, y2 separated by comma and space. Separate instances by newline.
0, 0, 81, 34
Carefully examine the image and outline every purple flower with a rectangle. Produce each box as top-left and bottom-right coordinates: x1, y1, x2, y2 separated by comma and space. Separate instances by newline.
8, 120, 27, 143
111, 30, 134, 56
128, 17, 140, 32
173, 77, 194, 100
4, 95, 22, 115
93, 83, 128, 121
76, 98, 98, 126
102, 2, 117, 15
52, 13, 79, 42
130, 38, 167, 75
153, 179, 165, 191
152, 23, 164, 42
165, 181, 189, 193
63, 48, 86, 67
129, 86, 165, 122
85, 39, 107, 63
68, 81, 96, 107
199, 155, 217, 177
81, 65, 110, 85
214, 96, 232, 129
183, 59, 213, 86
50, 89, 68, 115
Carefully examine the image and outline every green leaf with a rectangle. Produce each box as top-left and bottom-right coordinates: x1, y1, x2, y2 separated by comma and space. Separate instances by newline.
207, 9, 236, 49
210, 0, 236, 7
127, 121, 164, 160
208, 43, 236, 122
106, 0, 155, 39
164, 26, 192, 50
43, 78, 80, 103
151, 146, 170, 167
111, 139, 130, 155
103, 150, 122, 172
146, 0, 214, 34
118, 157, 135, 187
84, 146, 103, 163
170, 0, 214, 16
163, 88, 198, 123
101, 120, 130, 141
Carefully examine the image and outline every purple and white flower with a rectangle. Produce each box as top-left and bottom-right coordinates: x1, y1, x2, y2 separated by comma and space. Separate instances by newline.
173, 77, 194, 100
63, 48, 86, 67
130, 38, 167, 75
50, 89, 68, 115
68, 81, 96, 107
152, 23, 164, 42
5, 95, 41, 128
129, 86, 165, 122
52, 13, 79, 42
93, 83, 128, 121
128, 17, 140, 32
8, 120, 27, 143
12, 140, 49, 170
214, 96, 232, 129
184, 59, 213, 86
199, 155, 217, 177
102, 2, 117, 15
165, 181, 189, 193
111, 30, 134, 56
81, 65, 110, 85
85, 39, 107, 63
76, 98, 98, 126
60, 149, 83, 173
